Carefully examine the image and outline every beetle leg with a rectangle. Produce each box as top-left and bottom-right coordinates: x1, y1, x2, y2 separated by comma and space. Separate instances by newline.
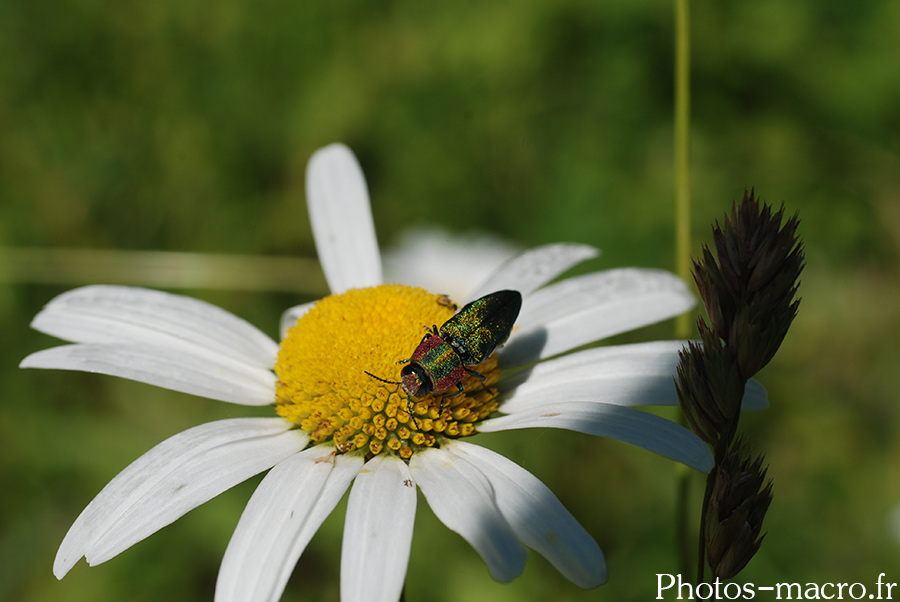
407, 396, 420, 429
445, 382, 465, 399
464, 368, 486, 382
416, 324, 440, 346
463, 368, 495, 396
437, 382, 465, 417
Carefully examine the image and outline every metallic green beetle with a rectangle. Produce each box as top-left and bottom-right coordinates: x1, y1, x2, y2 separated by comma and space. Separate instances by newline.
366, 289, 522, 426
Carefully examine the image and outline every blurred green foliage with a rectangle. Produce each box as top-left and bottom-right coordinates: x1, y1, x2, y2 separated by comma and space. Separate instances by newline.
2, 0, 899, 601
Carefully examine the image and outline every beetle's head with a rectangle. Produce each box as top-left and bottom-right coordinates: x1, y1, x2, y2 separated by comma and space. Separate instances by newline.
400, 362, 433, 398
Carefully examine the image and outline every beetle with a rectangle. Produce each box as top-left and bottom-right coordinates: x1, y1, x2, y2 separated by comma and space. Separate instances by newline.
365, 289, 522, 427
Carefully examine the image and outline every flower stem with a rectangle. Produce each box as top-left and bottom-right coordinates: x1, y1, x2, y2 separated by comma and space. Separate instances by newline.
674, 0, 691, 322
673, 0, 693, 581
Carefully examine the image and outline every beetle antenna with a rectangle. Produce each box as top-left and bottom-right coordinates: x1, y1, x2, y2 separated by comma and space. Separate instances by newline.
363, 371, 402, 386
363, 371, 421, 429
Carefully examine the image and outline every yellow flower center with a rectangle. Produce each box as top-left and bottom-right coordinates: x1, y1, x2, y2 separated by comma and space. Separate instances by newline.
274, 284, 501, 460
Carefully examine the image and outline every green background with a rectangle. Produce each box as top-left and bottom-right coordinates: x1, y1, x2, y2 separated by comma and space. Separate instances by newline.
2, 0, 899, 600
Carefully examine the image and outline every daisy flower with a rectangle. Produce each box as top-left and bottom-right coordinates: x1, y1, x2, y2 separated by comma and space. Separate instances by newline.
22, 143, 737, 602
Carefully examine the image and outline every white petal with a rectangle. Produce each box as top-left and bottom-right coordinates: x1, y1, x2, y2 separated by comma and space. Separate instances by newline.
216, 446, 362, 602
22, 343, 276, 405
54, 418, 308, 578
446, 441, 606, 588
306, 143, 382, 294
743, 379, 768, 409
479, 402, 713, 472
341, 455, 416, 602
382, 227, 521, 302
499, 376, 768, 415
410, 447, 526, 582
29, 285, 279, 368
499, 341, 688, 412
279, 301, 316, 340
499, 341, 768, 413
502, 341, 686, 389
500, 269, 695, 366
467, 243, 599, 302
